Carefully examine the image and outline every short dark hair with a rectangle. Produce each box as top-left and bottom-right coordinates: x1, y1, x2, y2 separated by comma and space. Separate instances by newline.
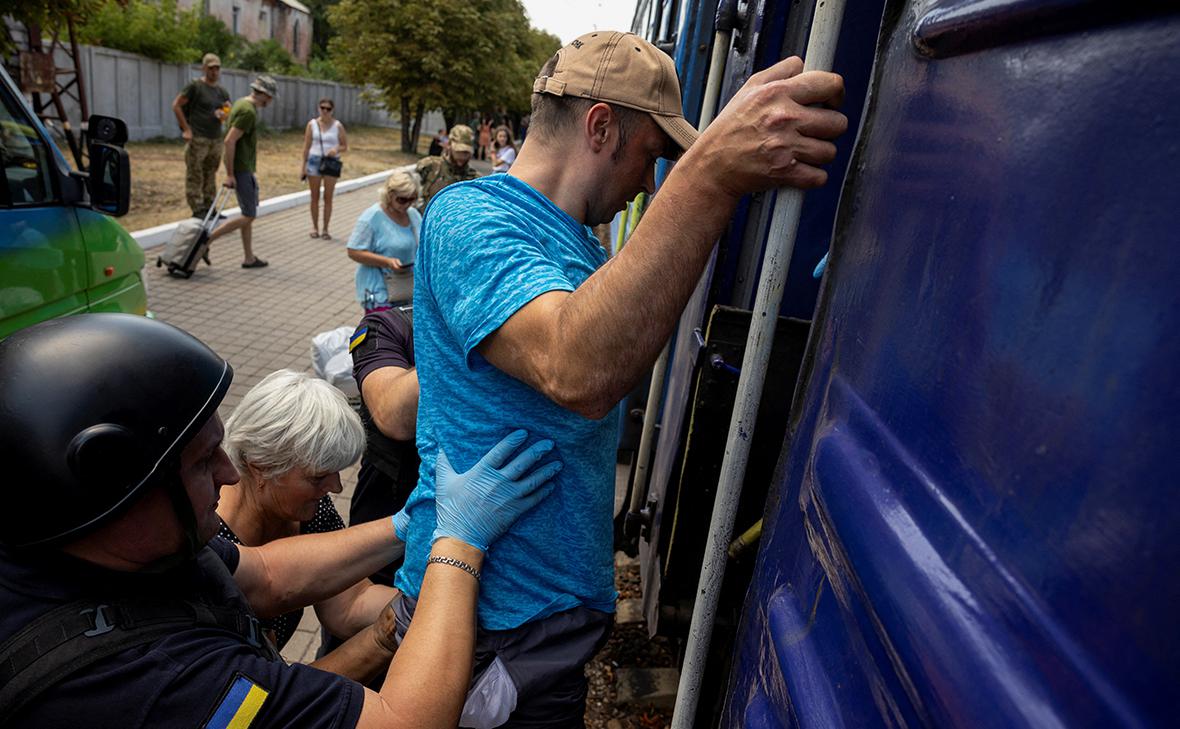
530, 53, 646, 160
318, 97, 334, 109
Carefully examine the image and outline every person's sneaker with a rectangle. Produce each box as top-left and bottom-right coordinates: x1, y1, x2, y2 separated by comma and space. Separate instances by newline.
241, 258, 268, 269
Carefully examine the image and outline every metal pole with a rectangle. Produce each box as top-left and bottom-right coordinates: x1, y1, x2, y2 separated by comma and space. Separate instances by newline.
670, 1, 848, 725
628, 28, 732, 519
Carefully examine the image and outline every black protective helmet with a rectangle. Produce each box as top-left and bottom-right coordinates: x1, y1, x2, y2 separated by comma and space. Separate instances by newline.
0, 314, 232, 549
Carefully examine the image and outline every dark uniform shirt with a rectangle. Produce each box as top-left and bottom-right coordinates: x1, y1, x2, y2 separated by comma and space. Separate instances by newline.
217, 496, 346, 650
350, 307, 419, 586
181, 79, 229, 139
0, 538, 364, 728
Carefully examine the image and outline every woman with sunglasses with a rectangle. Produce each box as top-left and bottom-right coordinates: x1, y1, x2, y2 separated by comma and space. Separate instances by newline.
346, 171, 421, 312
301, 97, 348, 239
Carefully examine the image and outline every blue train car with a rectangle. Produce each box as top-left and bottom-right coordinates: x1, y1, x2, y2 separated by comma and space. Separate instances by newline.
624, 1, 1180, 726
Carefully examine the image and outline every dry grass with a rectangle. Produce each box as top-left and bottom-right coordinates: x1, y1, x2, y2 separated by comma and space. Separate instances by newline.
120, 126, 429, 233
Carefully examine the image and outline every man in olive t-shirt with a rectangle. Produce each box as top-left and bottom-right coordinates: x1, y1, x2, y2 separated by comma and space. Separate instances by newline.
206, 75, 275, 269
171, 53, 230, 217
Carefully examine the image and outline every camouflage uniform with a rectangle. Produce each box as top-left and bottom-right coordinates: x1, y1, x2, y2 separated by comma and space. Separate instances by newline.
179, 58, 230, 217
185, 137, 223, 217
415, 124, 480, 209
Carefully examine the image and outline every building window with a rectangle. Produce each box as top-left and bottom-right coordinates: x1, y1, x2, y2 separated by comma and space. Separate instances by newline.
232, 5, 240, 34
293, 20, 301, 57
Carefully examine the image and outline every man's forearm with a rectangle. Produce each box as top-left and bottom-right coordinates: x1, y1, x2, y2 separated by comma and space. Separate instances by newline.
223, 142, 236, 177
308, 623, 395, 683
542, 155, 739, 417
236, 518, 404, 618
479, 156, 736, 419
172, 103, 189, 133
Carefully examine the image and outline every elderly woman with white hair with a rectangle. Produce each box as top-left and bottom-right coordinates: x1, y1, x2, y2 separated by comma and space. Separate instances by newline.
219, 368, 399, 658
345, 170, 421, 311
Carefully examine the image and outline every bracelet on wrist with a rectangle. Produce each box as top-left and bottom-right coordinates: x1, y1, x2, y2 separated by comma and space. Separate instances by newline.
426, 555, 481, 581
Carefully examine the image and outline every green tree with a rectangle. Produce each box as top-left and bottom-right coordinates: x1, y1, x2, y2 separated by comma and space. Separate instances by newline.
75, 0, 201, 64
232, 39, 307, 77
193, 13, 244, 62
2, 0, 105, 57
329, 0, 558, 153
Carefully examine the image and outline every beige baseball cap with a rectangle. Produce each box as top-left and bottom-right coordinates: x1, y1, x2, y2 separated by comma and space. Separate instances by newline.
532, 31, 698, 153
449, 125, 475, 154
202, 53, 221, 68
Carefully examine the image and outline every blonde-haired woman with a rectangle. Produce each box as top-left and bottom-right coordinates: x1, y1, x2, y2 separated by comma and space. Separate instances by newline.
346, 171, 421, 311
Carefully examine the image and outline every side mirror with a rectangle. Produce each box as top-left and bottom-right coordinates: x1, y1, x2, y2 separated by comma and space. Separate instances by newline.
87, 142, 130, 217
87, 114, 128, 147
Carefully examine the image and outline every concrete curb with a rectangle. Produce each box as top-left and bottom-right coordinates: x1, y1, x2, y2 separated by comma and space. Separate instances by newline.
132, 164, 414, 251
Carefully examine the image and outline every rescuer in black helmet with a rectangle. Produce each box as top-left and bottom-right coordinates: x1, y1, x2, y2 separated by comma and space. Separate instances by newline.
0, 314, 560, 728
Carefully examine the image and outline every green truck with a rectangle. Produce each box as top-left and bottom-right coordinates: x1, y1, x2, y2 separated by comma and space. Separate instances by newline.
0, 63, 143, 338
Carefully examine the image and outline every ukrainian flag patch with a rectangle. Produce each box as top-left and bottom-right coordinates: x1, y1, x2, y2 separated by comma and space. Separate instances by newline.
205, 673, 269, 729
348, 326, 368, 353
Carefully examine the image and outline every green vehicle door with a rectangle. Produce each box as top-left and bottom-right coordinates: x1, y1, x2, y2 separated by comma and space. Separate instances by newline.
0, 83, 89, 339
0, 66, 146, 338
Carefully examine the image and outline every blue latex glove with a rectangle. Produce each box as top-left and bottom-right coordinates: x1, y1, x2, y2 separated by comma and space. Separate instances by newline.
813, 250, 830, 279
433, 429, 562, 551
391, 509, 410, 541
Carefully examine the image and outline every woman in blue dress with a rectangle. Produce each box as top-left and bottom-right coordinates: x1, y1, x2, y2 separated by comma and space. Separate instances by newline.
346, 170, 421, 311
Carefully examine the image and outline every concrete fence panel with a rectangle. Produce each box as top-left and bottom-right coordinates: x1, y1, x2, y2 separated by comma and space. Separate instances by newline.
40, 43, 399, 141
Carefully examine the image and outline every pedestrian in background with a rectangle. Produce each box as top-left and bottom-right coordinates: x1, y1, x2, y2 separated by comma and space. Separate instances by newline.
415, 124, 479, 210
478, 118, 492, 161
171, 53, 229, 218
427, 128, 447, 156
302, 97, 348, 240
490, 125, 516, 173
347, 171, 421, 311
206, 75, 276, 269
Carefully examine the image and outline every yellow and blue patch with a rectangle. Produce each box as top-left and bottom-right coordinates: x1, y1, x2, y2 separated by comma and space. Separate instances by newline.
348, 326, 368, 353
204, 673, 269, 729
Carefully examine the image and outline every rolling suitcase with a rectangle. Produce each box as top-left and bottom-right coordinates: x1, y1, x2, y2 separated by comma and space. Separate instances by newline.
156, 186, 232, 279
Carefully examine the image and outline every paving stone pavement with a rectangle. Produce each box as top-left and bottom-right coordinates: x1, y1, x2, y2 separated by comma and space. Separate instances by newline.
145, 178, 386, 663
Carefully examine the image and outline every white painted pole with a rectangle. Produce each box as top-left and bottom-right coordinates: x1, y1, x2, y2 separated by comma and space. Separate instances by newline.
670, 2, 849, 726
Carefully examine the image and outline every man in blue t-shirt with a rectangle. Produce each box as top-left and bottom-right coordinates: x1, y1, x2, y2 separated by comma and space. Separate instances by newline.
395, 30, 848, 725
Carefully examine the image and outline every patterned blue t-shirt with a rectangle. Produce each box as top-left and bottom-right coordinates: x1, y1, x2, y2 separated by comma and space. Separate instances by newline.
394, 174, 619, 630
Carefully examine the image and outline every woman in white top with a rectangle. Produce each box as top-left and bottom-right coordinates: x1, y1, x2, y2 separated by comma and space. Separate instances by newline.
346, 171, 421, 311
301, 97, 349, 239
490, 125, 517, 173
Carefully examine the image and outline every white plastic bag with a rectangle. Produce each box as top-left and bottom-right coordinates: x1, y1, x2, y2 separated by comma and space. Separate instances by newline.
310, 326, 359, 399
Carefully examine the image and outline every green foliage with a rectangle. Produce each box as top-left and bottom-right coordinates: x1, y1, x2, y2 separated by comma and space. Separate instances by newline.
308, 55, 343, 82
231, 39, 307, 77
194, 13, 244, 61
302, 0, 341, 59
329, 0, 560, 151
2, 0, 106, 56
76, 0, 201, 64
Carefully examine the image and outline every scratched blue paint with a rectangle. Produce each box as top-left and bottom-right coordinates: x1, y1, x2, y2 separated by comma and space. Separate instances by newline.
722, 2, 1180, 726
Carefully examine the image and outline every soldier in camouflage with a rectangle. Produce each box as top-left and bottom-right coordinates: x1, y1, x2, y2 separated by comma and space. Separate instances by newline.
172, 53, 230, 218
415, 124, 480, 210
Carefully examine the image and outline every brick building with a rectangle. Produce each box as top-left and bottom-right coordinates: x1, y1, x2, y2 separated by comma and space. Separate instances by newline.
180, 0, 312, 65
